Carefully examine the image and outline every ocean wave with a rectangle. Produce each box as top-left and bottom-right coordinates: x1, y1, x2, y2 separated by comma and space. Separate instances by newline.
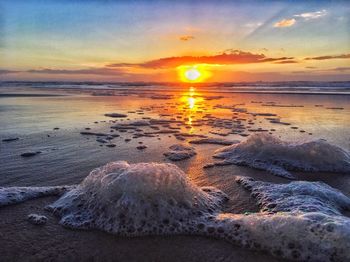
213, 134, 350, 179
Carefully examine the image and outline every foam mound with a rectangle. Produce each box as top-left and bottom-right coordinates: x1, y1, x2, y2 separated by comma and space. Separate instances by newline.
6, 161, 342, 261
236, 176, 350, 215
214, 133, 350, 179
47, 161, 227, 234
228, 176, 350, 261
0, 186, 72, 207
163, 144, 197, 161
35, 161, 350, 261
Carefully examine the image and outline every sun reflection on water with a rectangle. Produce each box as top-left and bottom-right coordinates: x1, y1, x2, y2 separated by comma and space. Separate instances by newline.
180, 87, 204, 133
188, 97, 195, 109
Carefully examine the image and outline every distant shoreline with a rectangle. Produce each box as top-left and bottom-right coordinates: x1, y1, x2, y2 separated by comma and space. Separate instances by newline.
0, 93, 66, 97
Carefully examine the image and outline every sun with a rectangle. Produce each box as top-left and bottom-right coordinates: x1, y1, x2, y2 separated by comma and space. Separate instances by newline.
177, 64, 212, 83
184, 68, 201, 81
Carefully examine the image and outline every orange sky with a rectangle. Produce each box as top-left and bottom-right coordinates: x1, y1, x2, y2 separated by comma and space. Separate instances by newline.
0, 1, 349, 82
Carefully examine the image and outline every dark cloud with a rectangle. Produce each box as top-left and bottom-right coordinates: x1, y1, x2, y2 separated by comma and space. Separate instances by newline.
27, 68, 126, 76
179, 35, 194, 41
274, 60, 298, 64
107, 50, 295, 69
305, 54, 350, 60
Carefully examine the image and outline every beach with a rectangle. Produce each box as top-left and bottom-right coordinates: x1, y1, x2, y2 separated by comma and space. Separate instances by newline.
0, 83, 350, 261
1, 0, 350, 260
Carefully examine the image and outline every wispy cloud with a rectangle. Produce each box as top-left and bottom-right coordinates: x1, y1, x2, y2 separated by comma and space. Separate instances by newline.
330, 67, 350, 72
274, 18, 296, 28
179, 35, 194, 41
274, 60, 298, 64
305, 54, 350, 60
244, 22, 263, 28
0, 69, 19, 75
293, 67, 350, 74
107, 50, 294, 69
294, 10, 327, 20
274, 9, 327, 28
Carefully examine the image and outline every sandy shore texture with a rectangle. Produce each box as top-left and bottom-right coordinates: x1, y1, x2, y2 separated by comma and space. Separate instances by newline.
0, 196, 283, 262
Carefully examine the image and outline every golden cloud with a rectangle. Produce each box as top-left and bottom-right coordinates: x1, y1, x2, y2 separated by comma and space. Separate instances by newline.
107, 50, 295, 69
274, 18, 296, 28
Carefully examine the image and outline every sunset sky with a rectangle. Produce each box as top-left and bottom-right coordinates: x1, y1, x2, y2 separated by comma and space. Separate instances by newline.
0, 0, 349, 82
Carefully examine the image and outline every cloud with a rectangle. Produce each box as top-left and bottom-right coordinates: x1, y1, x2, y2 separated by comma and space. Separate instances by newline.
244, 22, 263, 28
107, 50, 295, 69
294, 10, 327, 20
293, 67, 350, 74
26, 68, 126, 76
274, 60, 298, 64
274, 9, 327, 29
304, 54, 350, 60
327, 67, 350, 72
274, 18, 296, 28
0, 69, 19, 75
179, 35, 194, 41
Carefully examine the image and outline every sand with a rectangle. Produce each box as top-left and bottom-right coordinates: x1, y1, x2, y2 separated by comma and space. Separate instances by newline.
0, 197, 282, 262
0, 86, 349, 261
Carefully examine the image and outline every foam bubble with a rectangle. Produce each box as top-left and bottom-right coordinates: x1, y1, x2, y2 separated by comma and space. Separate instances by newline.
214, 133, 350, 179
47, 161, 227, 233
227, 176, 350, 261
47, 162, 350, 261
3, 161, 347, 261
236, 176, 350, 215
0, 186, 72, 207
27, 214, 48, 225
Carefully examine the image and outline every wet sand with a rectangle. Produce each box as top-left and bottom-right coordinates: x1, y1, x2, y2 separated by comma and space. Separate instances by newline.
0, 86, 349, 261
0, 197, 283, 262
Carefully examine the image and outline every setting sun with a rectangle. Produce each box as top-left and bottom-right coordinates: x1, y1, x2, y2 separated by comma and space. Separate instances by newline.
178, 65, 212, 83
185, 68, 201, 81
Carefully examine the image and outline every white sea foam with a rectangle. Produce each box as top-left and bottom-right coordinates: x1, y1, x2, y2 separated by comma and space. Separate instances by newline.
0, 186, 72, 207
163, 144, 196, 161
45, 161, 350, 261
229, 176, 350, 261
2, 161, 349, 261
236, 176, 350, 215
27, 214, 48, 225
214, 133, 350, 179
47, 161, 227, 233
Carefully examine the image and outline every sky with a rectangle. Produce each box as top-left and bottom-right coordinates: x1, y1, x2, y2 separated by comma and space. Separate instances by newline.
0, 0, 349, 82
